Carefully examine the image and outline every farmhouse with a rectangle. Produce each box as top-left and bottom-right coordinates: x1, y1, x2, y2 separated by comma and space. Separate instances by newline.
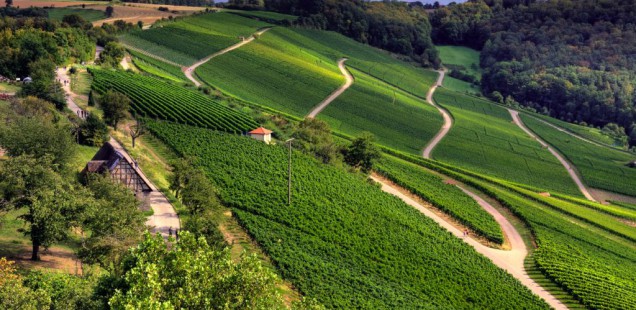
248, 127, 273, 144
82, 141, 152, 193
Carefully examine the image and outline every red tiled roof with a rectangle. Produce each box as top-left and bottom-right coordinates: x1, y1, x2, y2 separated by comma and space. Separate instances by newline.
249, 127, 273, 135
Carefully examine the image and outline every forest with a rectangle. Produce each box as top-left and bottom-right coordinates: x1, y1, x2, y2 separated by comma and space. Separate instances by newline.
430, 0, 636, 146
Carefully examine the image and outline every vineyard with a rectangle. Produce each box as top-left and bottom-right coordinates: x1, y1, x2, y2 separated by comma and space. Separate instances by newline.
433, 88, 581, 196
120, 12, 270, 66
533, 113, 621, 147
317, 68, 443, 154
90, 69, 258, 133
520, 114, 636, 197
128, 49, 186, 83
376, 155, 503, 244
146, 120, 550, 310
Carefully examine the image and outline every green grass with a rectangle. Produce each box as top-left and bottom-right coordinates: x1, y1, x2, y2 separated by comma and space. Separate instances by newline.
70, 70, 92, 97
318, 68, 443, 154
520, 114, 636, 197
0, 82, 20, 93
120, 12, 271, 66
225, 9, 298, 22
46, 8, 106, 22
376, 155, 503, 243
146, 119, 551, 310
437, 45, 481, 78
442, 76, 481, 95
611, 200, 636, 211
433, 88, 581, 196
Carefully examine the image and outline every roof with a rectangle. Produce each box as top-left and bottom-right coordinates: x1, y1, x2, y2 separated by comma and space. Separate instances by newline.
249, 127, 273, 135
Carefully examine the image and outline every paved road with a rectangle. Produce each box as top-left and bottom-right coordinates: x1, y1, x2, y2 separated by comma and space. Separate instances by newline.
307, 58, 353, 118
184, 28, 272, 87
371, 175, 567, 310
422, 69, 450, 159
508, 109, 597, 202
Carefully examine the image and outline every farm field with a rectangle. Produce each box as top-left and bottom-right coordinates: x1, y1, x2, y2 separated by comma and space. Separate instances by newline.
90, 69, 258, 133
120, 12, 270, 66
437, 45, 482, 78
146, 120, 550, 310
532, 113, 625, 148
442, 76, 481, 95
376, 155, 503, 243
46, 7, 105, 22
128, 50, 186, 83
520, 114, 636, 197
318, 68, 443, 154
225, 9, 298, 22
433, 88, 581, 196
91, 3, 204, 27
13, 0, 107, 8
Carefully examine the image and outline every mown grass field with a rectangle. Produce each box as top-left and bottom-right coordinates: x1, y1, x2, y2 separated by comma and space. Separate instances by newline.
437, 45, 481, 78
520, 114, 636, 197
147, 120, 550, 310
433, 88, 581, 196
46, 7, 106, 22
120, 12, 270, 66
318, 68, 443, 153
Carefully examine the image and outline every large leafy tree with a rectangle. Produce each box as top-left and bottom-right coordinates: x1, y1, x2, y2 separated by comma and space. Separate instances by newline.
0, 258, 51, 309
100, 90, 130, 128
344, 132, 380, 173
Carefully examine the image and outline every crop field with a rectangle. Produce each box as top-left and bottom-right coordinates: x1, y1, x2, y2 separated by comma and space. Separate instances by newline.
318, 68, 443, 154
376, 155, 503, 243
225, 9, 298, 22
128, 50, 186, 83
120, 12, 270, 66
520, 114, 636, 197
146, 120, 550, 310
90, 69, 257, 133
196, 26, 344, 116
532, 114, 624, 148
437, 45, 481, 78
433, 88, 581, 196
91, 3, 204, 27
611, 201, 636, 211
46, 7, 105, 22
442, 76, 481, 95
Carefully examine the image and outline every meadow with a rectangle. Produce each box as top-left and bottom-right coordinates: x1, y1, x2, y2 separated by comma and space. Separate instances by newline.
317, 68, 443, 154
520, 114, 636, 197
437, 45, 481, 78
442, 76, 481, 95
120, 12, 270, 66
90, 69, 257, 133
433, 88, 581, 196
146, 120, 550, 310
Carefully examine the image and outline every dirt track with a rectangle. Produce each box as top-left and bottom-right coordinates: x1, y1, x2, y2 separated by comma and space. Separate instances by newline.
422, 69, 450, 159
306, 58, 353, 118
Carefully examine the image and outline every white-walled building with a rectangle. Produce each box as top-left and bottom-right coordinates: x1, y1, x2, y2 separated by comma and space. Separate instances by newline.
248, 127, 273, 144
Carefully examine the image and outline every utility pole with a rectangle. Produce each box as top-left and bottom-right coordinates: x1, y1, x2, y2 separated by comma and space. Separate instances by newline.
285, 138, 295, 206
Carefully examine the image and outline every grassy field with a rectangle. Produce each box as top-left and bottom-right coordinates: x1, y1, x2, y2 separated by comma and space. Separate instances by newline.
46, 7, 106, 22
0, 82, 20, 93
437, 45, 481, 78
533, 113, 625, 148
318, 68, 443, 154
120, 12, 270, 66
147, 120, 550, 310
225, 9, 298, 22
520, 114, 636, 197
70, 69, 92, 97
442, 76, 481, 95
433, 88, 581, 196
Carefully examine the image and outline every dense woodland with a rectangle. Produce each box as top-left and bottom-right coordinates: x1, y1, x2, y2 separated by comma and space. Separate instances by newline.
430, 0, 636, 146
230, 0, 441, 68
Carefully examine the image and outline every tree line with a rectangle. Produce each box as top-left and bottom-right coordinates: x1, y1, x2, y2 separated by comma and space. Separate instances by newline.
430, 0, 636, 147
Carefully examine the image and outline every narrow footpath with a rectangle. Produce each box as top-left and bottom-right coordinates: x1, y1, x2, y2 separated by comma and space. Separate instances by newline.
58, 66, 180, 238
371, 175, 567, 310
307, 58, 353, 118
508, 109, 597, 202
184, 28, 272, 87
422, 69, 450, 159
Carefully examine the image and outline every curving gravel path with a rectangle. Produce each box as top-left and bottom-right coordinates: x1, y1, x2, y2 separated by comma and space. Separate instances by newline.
184, 27, 272, 87
307, 58, 353, 118
508, 109, 597, 202
371, 175, 567, 310
422, 69, 450, 159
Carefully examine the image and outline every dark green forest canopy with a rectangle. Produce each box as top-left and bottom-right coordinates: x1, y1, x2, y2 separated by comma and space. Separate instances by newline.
430, 0, 636, 145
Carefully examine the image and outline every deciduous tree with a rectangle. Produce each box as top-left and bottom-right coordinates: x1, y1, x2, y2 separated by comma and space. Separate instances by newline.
100, 90, 130, 128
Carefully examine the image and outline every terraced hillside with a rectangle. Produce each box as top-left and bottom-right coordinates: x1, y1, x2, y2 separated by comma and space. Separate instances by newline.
520, 114, 636, 197
147, 120, 550, 310
433, 89, 581, 196
120, 12, 270, 66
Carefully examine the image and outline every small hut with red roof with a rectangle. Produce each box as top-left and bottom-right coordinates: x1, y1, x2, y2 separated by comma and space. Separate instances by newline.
248, 127, 273, 144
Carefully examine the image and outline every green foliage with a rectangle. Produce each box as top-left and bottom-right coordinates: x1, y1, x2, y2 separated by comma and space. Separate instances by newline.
99, 42, 126, 68
48, 8, 105, 23
120, 12, 270, 66
291, 118, 341, 164
78, 113, 109, 147
108, 231, 287, 309
99, 90, 130, 128
429, 1, 492, 48
146, 120, 550, 309
90, 69, 258, 133
436, 45, 482, 78
433, 88, 581, 195
520, 114, 636, 197
19, 58, 65, 109
0, 258, 51, 310
376, 155, 503, 244
344, 132, 380, 173
22, 270, 100, 310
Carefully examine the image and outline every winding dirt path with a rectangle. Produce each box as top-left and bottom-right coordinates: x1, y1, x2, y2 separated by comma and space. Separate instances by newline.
508, 109, 597, 202
56, 68, 85, 120
306, 58, 353, 118
184, 28, 272, 87
371, 175, 567, 310
422, 69, 450, 159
